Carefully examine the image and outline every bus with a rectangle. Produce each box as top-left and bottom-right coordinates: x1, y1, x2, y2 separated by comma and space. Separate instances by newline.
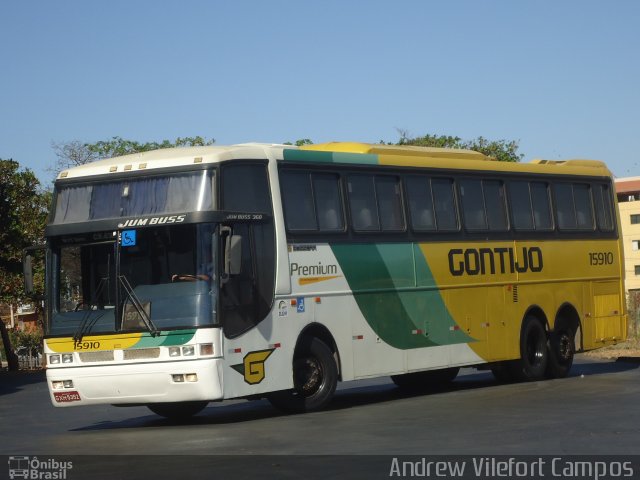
27, 142, 626, 418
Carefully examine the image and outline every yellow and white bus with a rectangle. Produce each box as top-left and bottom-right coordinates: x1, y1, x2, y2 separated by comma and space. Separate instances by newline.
32, 142, 626, 418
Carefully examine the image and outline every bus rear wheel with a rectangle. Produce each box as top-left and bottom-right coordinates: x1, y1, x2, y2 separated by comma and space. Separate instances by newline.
546, 328, 575, 378
509, 315, 548, 381
267, 337, 338, 413
147, 401, 208, 419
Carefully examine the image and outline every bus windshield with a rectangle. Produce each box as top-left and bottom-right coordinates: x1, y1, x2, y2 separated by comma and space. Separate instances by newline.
50, 223, 218, 336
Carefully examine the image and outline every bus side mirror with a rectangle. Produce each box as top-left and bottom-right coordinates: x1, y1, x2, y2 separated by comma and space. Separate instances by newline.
220, 226, 242, 284
23, 253, 34, 294
227, 235, 243, 275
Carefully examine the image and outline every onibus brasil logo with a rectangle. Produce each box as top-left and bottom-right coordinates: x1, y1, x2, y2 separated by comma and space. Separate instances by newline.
8, 456, 73, 479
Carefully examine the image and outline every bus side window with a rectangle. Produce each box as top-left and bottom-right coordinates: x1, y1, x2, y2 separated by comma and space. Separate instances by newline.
281, 171, 316, 231
406, 176, 436, 231
432, 178, 458, 231
375, 175, 405, 231
594, 183, 614, 231
509, 181, 534, 230
312, 173, 344, 231
459, 179, 486, 230
483, 180, 508, 231
574, 184, 595, 230
348, 175, 380, 231
530, 182, 553, 230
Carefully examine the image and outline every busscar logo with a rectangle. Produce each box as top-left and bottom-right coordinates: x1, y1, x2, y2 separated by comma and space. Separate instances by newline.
118, 214, 186, 229
231, 349, 275, 385
8, 456, 73, 479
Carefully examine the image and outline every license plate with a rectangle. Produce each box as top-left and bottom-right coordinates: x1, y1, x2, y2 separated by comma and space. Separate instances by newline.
54, 391, 81, 403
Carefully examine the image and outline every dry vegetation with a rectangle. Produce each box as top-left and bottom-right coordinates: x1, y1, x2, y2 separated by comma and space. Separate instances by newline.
583, 336, 640, 359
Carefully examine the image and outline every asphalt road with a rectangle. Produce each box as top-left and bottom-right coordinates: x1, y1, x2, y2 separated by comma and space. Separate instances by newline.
2, 356, 640, 479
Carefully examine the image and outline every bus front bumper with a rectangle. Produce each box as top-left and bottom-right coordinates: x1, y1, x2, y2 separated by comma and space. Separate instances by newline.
46, 358, 224, 407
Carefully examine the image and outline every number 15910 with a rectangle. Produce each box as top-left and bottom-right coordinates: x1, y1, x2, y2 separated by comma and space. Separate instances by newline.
589, 252, 614, 266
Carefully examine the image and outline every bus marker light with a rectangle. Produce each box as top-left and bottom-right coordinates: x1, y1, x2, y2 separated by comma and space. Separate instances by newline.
169, 347, 181, 357
290, 299, 297, 306
411, 329, 424, 335
182, 346, 195, 357
269, 343, 281, 349
185, 373, 198, 382
315, 297, 321, 303
49, 355, 61, 364
200, 344, 214, 356
449, 326, 461, 331
353, 335, 364, 340
172, 374, 185, 383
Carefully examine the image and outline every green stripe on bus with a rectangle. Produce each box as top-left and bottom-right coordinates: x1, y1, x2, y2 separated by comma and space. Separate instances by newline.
283, 149, 378, 165
330, 243, 473, 349
134, 329, 197, 348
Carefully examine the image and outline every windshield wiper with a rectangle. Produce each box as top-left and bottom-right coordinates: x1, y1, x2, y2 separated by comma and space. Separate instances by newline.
73, 277, 109, 342
118, 275, 160, 337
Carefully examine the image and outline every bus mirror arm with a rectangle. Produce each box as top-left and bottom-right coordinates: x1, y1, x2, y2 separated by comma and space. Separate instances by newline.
23, 246, 45, 296
24, 254, 33, 294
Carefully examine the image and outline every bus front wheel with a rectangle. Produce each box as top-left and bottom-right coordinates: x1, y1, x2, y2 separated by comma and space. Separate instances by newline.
147, 401, 208, 419
267, 337, 338, 413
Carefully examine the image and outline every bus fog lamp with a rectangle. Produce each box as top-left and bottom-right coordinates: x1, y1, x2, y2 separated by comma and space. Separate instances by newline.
49, 355, 61, 364
185, 373, 198, 382
182, 346, 195, 357
172, 374, 185, 383
62, 354, 74, 364
63, 380, 74, 388
199, 344, 214, 356
168, 347, 181, 357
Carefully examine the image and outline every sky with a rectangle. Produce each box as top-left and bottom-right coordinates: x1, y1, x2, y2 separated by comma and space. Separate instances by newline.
1, 0, 639, 185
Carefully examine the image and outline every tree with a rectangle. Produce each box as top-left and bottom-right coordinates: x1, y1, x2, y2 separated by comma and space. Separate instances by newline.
51, 136, 215, 174
0, 159, 49, 370
396, 130, 524, 162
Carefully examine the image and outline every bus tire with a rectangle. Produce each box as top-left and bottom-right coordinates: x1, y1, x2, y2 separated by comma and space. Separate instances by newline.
509, 315, 548, 381
546, 328, 574, 378
267, 337, 338, 413
391, 367, 459, 390
147, 401, 208, 419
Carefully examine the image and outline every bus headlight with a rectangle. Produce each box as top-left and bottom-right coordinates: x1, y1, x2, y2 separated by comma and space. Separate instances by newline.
181, 346, 195, 357
168, 347, 181, 357
62, 354, 74, 364
49, 355, 61, 364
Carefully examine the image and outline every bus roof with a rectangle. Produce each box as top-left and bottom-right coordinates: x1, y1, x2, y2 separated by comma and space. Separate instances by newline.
56, 142, 612, 181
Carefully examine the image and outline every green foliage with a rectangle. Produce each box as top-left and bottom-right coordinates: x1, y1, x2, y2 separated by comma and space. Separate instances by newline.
628, 291, 640, 338
396, 131, 524, 162
8, 329, 43, 353
282, 139, 314, 146
0, 159, 49, 304
52, 136, 215, 174
87, 136, 215, 158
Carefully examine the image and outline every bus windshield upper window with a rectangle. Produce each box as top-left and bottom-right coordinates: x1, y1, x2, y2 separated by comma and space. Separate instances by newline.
53, 170, 214, 224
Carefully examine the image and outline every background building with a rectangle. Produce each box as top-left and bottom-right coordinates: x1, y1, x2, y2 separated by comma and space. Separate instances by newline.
615, 177, 640, 294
